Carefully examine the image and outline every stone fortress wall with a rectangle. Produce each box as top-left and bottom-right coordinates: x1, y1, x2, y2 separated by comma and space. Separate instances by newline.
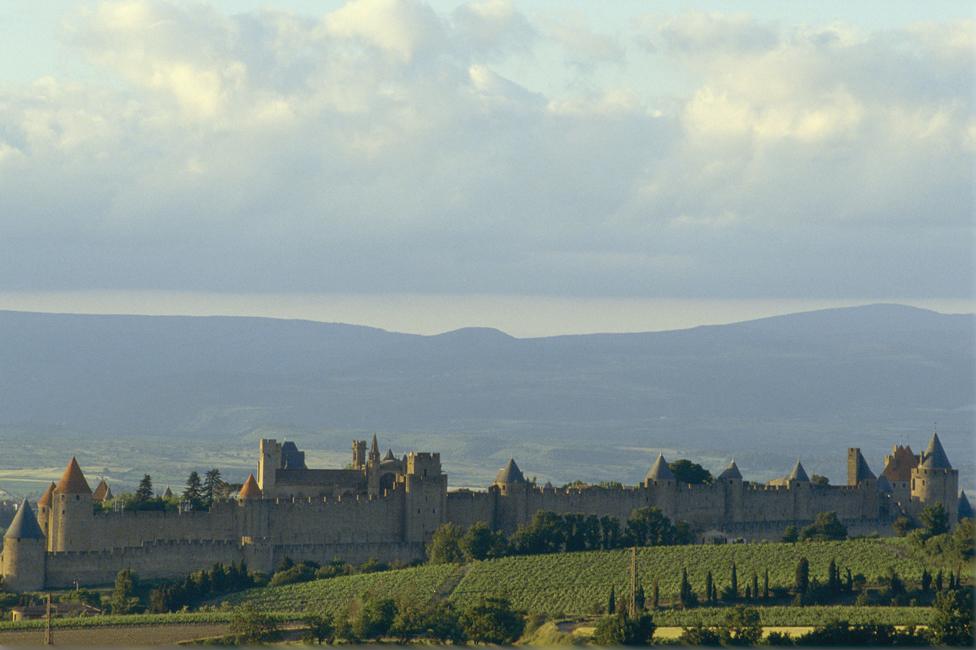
0, 432, 965, 591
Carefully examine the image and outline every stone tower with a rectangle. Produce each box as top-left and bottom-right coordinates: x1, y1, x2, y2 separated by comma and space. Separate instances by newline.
352, 440, 367, 470
53, 457, 93, 552
2, 499, 46, 591
644, 454, 677, 514
403, 452, 447, 543
367, 435, 382, 497
36, 482, 56, 548
911, 432, 958, 523
258, 439, 282, 494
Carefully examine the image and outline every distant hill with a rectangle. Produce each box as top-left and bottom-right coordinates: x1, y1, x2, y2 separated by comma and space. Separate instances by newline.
0, 304, 971, 486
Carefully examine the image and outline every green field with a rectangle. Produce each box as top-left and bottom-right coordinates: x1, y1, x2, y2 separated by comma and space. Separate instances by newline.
225, 538, 949, 621
222, 563, 459, 614
450, 538, 929, 616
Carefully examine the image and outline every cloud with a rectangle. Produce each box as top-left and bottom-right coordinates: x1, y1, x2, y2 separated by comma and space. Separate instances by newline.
0, 2, 971, 300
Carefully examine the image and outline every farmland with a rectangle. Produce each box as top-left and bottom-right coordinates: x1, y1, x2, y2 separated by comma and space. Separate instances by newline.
449, 538, 931, 616
225, 537, 948, 621
222, 562, 458, 614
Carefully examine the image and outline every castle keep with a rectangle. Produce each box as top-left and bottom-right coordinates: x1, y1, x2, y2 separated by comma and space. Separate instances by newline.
1, 432, 966, 591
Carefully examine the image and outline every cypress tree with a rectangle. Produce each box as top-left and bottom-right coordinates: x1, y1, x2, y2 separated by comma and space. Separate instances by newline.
652, 579, 660, 610
763, 569, 770, 600
730, 562, 738, 600
608, 585, 616, 614
845, 567, 853, 593
794, 557, 810, 595
935, 570, 944, 592
635, 584, 646, 611
751, 573, 759, 602
705, 571, 714, 604
828, 559, 839, 594
921, 569, 932, 593
745, 585, 752, 600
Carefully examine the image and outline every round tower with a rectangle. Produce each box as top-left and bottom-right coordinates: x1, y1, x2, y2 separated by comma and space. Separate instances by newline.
36, 482, 56, 548
911, 433, 958, 523
2, 499, 46, 591
53, 457, 94, 552
644, 454, 678, 514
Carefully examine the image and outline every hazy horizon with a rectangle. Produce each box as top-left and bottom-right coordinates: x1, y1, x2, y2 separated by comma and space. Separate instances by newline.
0, 291, 973, 337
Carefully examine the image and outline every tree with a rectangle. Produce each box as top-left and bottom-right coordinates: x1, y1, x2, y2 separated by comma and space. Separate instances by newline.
230, 602, 279, 643
303, 613, 335, 644
893, 515, 916, 537
929, 589, 974, 646
625, 507, 678, 546
668, 459, 713, 485
751, 573, 759, 602
352, 597, 397, 640
810, 474, 830, 486
705, 571, 714, 603
800, 511, 847, 541
721, 606, 762, 646
203, 468, 224, 507
827, 559, 840, 594
607, 585, 616, 614
679, 568, 698, 608
110, 568, 139, 614
391, 601, 464, 644
634, 584, 646, 612
783, 525, 799, 543
459, 597, 524, 644
592, 612, 655, 646
729, 562, 738, 600
763, 569, 770, 600
652, 579, 660, 610
680, 623, 721, 646
428, 523, 465, 564
135, 475, 154, 502
460, 522, 506, 561
182, 471, 203, 510
794, 557, 810, 596
920, 503, 950, 539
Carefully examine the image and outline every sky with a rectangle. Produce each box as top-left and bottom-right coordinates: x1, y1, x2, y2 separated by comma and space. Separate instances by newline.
0, 1, 973, 335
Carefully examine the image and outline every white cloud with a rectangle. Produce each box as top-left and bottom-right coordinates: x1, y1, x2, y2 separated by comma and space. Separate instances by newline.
0, 2, 970, 300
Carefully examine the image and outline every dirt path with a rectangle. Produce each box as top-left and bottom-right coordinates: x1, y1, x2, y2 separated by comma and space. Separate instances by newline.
434, 564, 471, 601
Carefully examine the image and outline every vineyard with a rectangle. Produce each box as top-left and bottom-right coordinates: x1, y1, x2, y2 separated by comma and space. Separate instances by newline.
653, 606, 934, 627
449, 538, 932, 616
223, 563, 459, 614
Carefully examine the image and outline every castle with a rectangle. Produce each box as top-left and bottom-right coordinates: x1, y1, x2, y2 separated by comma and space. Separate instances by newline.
1, 432, 968, 592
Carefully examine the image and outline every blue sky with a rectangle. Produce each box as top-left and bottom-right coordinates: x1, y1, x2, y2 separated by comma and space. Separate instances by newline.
0, 1, 972, 334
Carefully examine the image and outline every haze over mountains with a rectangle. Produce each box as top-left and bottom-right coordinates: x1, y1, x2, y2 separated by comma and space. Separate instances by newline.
0, 304, 972, 490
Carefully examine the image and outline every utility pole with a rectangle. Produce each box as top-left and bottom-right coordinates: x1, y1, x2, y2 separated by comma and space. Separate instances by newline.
44, 594, 53, 646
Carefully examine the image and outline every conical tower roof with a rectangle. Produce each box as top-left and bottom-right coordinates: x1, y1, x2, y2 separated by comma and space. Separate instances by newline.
958, 491, 973, 520
787, 459, 809, 482
920, 432, 951, 469
383, 448, 395, 462
495, 459, 525, 485
851, 449, 876, 482
57, 457, 92, 494
369, 434, 380, 456
238, 474, 262, 499
718, 459, 743, 480
162, 487, 174, 499
645, 454, 675, 481
5, 499, 44, 540
93, 479, 112, 502
877, 475, 892, 493
37, 482, 56, 508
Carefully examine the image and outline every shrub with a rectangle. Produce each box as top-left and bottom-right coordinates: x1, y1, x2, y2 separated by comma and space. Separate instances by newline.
459, 597, 524, 644
592, 612, 655, 646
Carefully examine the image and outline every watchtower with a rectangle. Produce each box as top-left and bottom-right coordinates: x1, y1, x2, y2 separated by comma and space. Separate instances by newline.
911, 433, 958, 523
258, 439, 282, 495
2, 499, 46, 591
53, 457, 93, 552
403, 452, 447, 543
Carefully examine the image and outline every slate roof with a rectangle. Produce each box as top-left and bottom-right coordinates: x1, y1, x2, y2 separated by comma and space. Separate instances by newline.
383, 449, 395, 462
959, 491, 973, 520
4, 499, 44, 540
495, 459, 526, 484
877, 475, 892, 493
718, 460, 743, 480
57, 457, 92, 495
645, 454, 675, 481
787, 460, 810, 482
851, 449, 876, 482
920, 433, 951, 470
93, 480, 112, 502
